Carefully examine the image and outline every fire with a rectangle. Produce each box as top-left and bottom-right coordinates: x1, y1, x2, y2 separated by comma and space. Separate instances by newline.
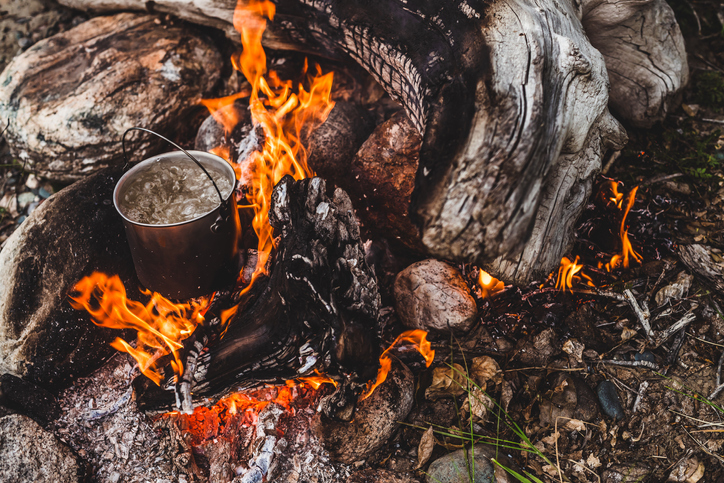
361, 330, 435, 400
556, 256, 594, 292
604, 183, 642, 271
202, 0, 335, 286
69, 272, 209, 385
477, 270, 504, 298
169, 382, 321, 447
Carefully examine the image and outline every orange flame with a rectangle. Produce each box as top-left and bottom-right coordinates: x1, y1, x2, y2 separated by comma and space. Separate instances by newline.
69, 273, 209, 385
293, 369, 338, 390
361, 330, 435, 400
605, 183, 642, 271
477, 270, 504, 298
202, 0, 335, 291
556, 256, 594, 292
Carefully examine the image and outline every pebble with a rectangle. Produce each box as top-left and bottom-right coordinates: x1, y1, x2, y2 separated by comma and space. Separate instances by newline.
426, 446, 495, 483
39, 187, 52, 199
25, 174, 40, 190
17, 191, 36, 210
597, 381, 625, 420
634, 351, 656, 363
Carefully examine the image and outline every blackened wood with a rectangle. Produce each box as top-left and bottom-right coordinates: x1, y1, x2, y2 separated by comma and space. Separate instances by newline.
136, 177, 381, 411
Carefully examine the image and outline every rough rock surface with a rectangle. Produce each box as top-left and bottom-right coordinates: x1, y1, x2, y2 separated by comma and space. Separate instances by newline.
330, 111, 424, 253
425, 446, 497, 483
0, 167, 138, 389
314, 358, 414, 464
0, 12, 222, 182
0, 0, 79, 75
0, 414, 86, 482
394, 259, 477, 334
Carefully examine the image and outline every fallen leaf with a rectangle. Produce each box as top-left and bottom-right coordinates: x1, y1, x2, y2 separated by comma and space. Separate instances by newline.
416, 426, 435, 469
464, 386, 493, 423
586, 454, 601, 469
562, 418, 586, 432
425, 363, 467, 399
470, 356, 501, 388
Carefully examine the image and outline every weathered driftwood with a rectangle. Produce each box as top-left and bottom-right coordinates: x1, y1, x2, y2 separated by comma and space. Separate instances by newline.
580, 0, 688, 128
136, 176, 381, 411
0, 13, 222, 182
0, 167, 138, 389
678, 244, 724, 296
54, 0, 685, 283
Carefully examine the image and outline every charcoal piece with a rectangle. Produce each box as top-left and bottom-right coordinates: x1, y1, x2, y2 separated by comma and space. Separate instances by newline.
597, 380, 625, 420
0, 167, 138, 389
634, 351, 656, 364
0, 13, 222, 182
0, 414, 88, 483
0, 374, 60, 426
313, 358, 414, 464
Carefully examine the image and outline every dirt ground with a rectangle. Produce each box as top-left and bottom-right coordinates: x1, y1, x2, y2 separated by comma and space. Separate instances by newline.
4, 1, 724, 482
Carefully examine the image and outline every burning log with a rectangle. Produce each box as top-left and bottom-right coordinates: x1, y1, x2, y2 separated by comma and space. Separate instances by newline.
52, 0, 686, 283
135, 176, 381, 411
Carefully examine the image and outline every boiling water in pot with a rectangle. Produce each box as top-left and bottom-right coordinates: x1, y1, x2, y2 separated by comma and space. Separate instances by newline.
119, 158, 234, 225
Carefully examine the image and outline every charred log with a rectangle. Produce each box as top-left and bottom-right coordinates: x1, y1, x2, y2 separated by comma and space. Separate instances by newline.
136, 177, 381, 412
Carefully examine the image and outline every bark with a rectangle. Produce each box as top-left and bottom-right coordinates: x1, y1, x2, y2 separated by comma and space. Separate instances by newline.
0, 13, 222, 182
53, 0, 683, 283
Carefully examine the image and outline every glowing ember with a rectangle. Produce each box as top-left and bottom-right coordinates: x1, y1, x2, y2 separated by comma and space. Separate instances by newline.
604, 182, 642, 271
69, 272, 210, 385
167, 383, 321, 447
556, 256, 594, 292
202, 0, 335, 290
477, 269, 504, 298
361, 330, 435, 400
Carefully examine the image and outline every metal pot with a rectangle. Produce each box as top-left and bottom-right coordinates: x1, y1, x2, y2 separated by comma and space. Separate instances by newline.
114, 150, 241, 300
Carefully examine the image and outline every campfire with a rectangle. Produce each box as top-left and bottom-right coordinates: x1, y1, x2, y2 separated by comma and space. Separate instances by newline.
3, 0, 724, 481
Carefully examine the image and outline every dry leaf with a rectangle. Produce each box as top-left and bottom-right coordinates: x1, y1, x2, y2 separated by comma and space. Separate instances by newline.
562, 339, 584, 363
621, 327, 638, 341
501, 380, 514, 412
562, 418, 586, 432
586, 454, 601, 469
425, 363, 467, 399
416, 426, 435, 469
470, 356, 501, 388
463, 386, 493, 423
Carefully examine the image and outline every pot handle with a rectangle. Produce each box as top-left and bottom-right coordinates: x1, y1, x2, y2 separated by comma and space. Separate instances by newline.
121, 127, 226, 206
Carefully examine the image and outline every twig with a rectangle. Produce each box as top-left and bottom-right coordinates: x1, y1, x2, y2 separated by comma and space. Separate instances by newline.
602, 150, 621, 175
708, 350, 724, 400
654, 312, 696, 348
597, 359, 659, 371
664, 329, 687, 376
692, 54, 724, 74
683, 0, 702, 35
647, 260, 673, 304
701, 118, 724, 125
624, 289, 653, 340
682, 426, 724, 464
633, 381, 649, 413
640, 173, 684, 188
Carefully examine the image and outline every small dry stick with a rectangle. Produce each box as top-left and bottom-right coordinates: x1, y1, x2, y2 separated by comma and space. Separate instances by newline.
654, 312, 696, 348
633, 381, 649, 413
624, 289, 653, 340
708, 350, 724, 400
602, 150, 621, 175
599, 360, 659, 371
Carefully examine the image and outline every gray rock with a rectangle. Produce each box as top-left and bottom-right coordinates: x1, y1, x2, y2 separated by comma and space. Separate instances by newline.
0, 0, 78, 74
0, 13, 222, 182
394, 259, 478, 334
0, 167, 139, 389
426, 446, 497, 483
0, 414, 86, 482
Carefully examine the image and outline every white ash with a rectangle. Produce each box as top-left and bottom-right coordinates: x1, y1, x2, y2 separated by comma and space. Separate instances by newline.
48, 352, 352, 482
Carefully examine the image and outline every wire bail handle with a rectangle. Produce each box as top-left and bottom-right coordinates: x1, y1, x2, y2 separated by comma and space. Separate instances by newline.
122, 127, 226, 207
